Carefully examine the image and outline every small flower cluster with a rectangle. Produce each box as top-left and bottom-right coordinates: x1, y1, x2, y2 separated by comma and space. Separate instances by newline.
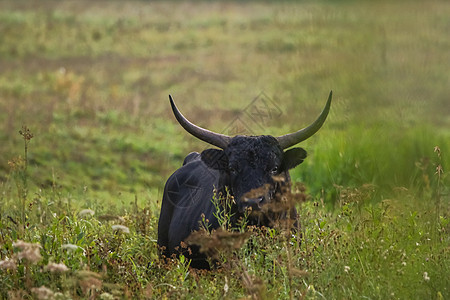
13, 240, 42, 264
31, 286, 54, 300
112, 224, 130, 234
61, 243, 81, 252
44, 262, 69, 273
0, 258, 17, 271
0, 240, 44, 270
0, 240, 69, 274
79, 208, 95, 218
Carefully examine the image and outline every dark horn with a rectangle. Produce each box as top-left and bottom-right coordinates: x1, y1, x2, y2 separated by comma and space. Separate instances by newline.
169, 95, 231, 149
276, 91, 332, 149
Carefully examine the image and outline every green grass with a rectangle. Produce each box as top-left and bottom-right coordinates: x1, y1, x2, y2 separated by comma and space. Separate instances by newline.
0, 0, 449, 298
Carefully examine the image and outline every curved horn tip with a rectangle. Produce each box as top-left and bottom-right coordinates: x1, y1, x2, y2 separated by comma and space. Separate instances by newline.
276, 91, 333, 149
167, 94, 231, 149
325, 90, 332, 108
169, 95, 178, 113
321, 90, 332, 115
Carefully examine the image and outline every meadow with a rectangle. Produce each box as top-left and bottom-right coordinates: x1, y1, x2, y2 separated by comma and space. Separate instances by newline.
0, 0, 449, 299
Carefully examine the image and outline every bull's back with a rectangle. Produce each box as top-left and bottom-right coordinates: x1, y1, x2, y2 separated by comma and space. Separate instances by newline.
157, 156, 220, 256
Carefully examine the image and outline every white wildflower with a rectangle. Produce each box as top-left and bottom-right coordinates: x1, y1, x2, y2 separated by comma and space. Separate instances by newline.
423, 272, 430, 281
31, 286, 54, 300
112, 224, 130, 234
13, 240, 42, 264
53, 292, 65, 300
344, 266, 350, 273
401, 261, 406, 266
12, 240, 29, 250
100, 292, 114, 300
61, 243, 80, 252
45, 262, 69, 273
79, 209, 95, 218
0, 258, 17, 270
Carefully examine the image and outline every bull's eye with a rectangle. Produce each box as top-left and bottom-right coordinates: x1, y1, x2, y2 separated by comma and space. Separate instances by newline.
271, 166, 279, 175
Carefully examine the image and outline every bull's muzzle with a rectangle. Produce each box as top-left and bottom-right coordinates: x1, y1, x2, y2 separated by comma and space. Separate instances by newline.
241, 196, 265, 212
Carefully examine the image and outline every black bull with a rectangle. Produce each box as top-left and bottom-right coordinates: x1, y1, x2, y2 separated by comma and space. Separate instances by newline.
158, 92, 332, 268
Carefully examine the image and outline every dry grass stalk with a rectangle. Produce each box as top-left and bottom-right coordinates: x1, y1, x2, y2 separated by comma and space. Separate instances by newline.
186, 228, 251, 259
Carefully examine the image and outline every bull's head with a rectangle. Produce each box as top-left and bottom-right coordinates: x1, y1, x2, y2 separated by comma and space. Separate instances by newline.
169, 92, 332, 216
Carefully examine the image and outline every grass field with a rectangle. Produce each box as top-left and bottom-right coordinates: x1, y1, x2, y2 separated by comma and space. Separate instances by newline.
0, 0, 449, 299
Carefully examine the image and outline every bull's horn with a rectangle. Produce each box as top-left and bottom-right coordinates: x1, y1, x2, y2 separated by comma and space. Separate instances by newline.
276, 91, 332, 149
169, 95, 231, 149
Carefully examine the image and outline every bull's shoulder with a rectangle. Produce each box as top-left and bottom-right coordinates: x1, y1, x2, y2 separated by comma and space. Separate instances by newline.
165, 156, 220, 194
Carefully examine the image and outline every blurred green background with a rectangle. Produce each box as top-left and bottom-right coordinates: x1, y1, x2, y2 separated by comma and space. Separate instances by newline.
0, 0, 449, 209
0, 1, 448, 299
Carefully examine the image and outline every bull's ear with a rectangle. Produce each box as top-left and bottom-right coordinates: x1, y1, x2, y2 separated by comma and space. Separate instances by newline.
281, 147, 307, 170
201, 149, 228, 170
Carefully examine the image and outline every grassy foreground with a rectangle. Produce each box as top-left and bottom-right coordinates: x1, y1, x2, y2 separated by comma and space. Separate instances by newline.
0, 0, 449, 299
